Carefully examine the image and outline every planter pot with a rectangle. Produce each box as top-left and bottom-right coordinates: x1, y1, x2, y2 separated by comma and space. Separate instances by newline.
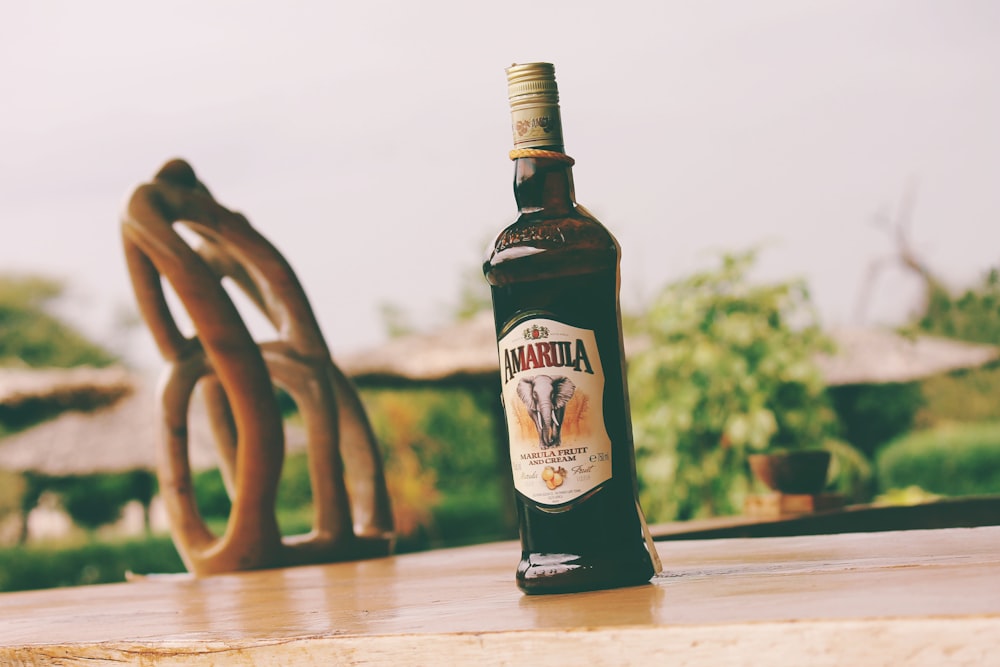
748, 450, 832, 495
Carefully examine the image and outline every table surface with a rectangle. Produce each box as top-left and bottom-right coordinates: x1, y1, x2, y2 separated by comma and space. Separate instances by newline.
2, 526, 999, 666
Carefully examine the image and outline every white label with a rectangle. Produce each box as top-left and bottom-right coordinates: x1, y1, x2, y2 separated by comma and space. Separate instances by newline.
510, 103, 563, 149
497, 317, 612, 506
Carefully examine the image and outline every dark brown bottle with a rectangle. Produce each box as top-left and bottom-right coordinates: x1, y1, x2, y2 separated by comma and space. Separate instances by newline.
484, 62, 661, 594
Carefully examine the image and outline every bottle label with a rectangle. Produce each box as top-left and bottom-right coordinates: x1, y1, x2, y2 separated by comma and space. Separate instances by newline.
510, 104, 564, 150
497, 316, 612, 506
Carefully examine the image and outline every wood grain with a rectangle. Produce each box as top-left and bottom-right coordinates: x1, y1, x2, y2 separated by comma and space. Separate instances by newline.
119, 159, 394, 575
1, 527, 998, 666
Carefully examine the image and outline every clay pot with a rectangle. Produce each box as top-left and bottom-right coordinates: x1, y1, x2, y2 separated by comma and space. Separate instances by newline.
748, 450, 832, 495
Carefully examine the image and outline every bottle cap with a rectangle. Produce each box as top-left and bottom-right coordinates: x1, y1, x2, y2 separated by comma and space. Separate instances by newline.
506, 62, 559, 105
505, 62, 564, 151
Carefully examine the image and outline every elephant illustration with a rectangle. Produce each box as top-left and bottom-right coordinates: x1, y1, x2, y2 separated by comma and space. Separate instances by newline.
517, 374, 576, 449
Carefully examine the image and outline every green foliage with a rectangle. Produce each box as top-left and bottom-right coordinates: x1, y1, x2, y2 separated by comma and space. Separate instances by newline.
19, 472, 48, 530
276, 450, 314, 509
57, 478, 127, 532
0, 535, 184, 592
416, 388, 500, 492
0, 274, 117, 368
827, 382, 924, 457
876, 421, 1000, 497
178, 387, 506, 550
183, 391, 304, 527
362, 387, 507, 544
917, 365, 1000, 427
823, 437, 874, 503
192, 468, 232, 520
1, 471, 157, 543
124, 469, 157, 508
627, 250, 840, 521
32, 471, 158, 534
191, 454, 321, 528
426, 480, 507, 547
875, 485, 942, 506
913, 267, 1000, 344
0, 470, 26, 516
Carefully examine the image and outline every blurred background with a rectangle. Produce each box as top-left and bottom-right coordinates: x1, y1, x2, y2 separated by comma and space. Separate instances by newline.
2, 1, 999, 590
3, 0, 998, 362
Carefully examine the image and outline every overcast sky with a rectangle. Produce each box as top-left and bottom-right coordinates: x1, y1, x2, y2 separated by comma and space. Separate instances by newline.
2, 1, 998, 370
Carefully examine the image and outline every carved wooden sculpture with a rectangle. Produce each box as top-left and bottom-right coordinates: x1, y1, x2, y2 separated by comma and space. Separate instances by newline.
121, 159, 394, 575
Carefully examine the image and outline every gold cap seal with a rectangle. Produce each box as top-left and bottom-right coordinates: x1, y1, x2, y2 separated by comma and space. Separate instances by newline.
506, 62, 559, 105
505, 62, 564, 151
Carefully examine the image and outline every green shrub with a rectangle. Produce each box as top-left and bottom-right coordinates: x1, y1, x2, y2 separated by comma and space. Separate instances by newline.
189, 452, 315, 524
276, 451, 313, 509
824, 437, 875, 503
57, 476, 127, 531
827, 382, 924, 458
917, 365, 1000, 426
876, 421, 1000, 496
429, 479, 509, 546
192, 467, 232, 519
362, 387, 501, 539
165, 386, 504, 549
12, 471, 158, 538
912, 266, 1000, 345
0, 536, 184, 592
627, 250, 840, 521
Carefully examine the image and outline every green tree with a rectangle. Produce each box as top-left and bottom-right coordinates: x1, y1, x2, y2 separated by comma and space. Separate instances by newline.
912, 267, 1000, 345
40, 472, 156, 536
16, 473, 46, 545
0, 274, 117, 368
627, 251, 839, 521
857, 189, 1000, 345
57, 476, 126, 534
0, 274, 122, 540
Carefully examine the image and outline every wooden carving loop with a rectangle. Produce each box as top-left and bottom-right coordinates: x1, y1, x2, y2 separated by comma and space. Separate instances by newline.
121, 159, 394, 575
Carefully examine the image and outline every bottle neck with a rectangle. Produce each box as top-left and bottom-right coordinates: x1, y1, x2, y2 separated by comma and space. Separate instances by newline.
513, 149, 576, 215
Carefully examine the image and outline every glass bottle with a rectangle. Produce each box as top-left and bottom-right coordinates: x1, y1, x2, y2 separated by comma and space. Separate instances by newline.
483, 62, 662, 594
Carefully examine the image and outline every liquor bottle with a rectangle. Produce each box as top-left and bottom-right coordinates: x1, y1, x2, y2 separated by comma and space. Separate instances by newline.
483, 62, 662, 594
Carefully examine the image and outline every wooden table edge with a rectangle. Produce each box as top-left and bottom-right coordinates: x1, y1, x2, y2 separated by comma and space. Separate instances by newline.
4, 615, 997, 667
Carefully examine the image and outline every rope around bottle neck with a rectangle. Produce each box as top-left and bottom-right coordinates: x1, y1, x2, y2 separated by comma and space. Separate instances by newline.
509, 148, 576, 165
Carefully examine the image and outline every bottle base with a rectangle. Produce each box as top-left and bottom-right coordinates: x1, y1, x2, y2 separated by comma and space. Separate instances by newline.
516, 551, 657, 595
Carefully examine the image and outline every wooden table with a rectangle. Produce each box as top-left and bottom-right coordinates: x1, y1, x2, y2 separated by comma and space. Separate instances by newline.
2, 526, 998, 666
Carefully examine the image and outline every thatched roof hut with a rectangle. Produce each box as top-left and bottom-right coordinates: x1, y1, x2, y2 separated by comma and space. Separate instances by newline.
814, 328, 1000, 386
0, 366, 133, 415
339, 314, 1000, 389
7, 320, 988, 477
340, 311, 500, 387
0, 373, 305, 476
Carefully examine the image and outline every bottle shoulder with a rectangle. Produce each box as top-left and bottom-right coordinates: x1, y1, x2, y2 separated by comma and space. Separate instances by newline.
485, 207, 619, 280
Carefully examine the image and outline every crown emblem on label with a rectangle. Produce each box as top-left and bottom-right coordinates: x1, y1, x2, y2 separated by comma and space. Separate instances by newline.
523, 324, 549, 340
